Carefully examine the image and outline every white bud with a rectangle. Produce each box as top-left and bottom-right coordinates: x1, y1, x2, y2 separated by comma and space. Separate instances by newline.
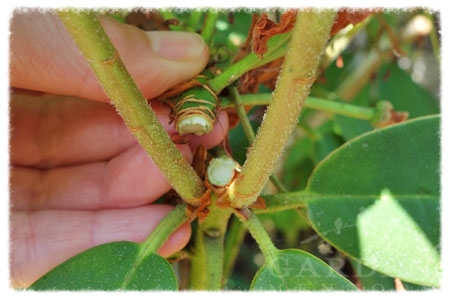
207, 156, 238, 187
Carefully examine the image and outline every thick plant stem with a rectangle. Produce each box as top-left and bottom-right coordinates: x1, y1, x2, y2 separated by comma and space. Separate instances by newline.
228, 86, 288, 193
189, 197, 233, 290
227, 10, 337, 208
57, 10, 205, 203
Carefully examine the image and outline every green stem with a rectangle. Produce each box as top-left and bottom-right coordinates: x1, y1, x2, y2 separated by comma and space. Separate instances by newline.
227, 86, 288, 193
227, 85, 256, 142
57, 10, 205, 203
304, 96, 374, 119
189, 197, 233, 290
334, 46, 385, 101
268, 175, 288, 193
227, 10, 337, 208
174, 83, 217, 136
187, 10, 204, 32
121, 204, 188, 289
201, 10, 219, 45
138, 204, 189, 256
235, 210, 278, 264
254, 190, 313, 214
172, 27, 291, 137
208, 32, 291, 94
220, 94, 376, 120
220, 93, 271, 107
222, 216, 247, 282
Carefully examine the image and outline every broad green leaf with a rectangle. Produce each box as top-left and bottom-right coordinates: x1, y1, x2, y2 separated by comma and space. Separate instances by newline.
349, 257, 396, 291
349, 258, 431, 291
376, 64, 440, 118
305, 115, 441, 287
251, 249, 357, 291
30, 242, 178, 291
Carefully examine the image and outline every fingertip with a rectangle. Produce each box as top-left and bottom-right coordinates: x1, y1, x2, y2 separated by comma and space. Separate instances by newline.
146, 31, 207, 62
157, 222, 192, 257
10, 12, 210, 102
99, 16, 210, 99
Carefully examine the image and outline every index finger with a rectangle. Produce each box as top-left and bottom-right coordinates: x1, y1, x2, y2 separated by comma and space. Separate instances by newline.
9, 11, 209, 102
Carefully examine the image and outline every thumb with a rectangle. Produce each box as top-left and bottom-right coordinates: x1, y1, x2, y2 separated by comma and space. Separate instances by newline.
10, 11, 209, 102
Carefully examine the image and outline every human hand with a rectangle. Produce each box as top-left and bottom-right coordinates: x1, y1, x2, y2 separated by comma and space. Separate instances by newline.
9, 11, 228, 288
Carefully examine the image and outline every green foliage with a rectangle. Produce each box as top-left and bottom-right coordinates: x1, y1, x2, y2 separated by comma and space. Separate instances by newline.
27, 9, 440, 291
376, 63, 440, 117
251, 249, 357, 290
306, 115, 440, 287
30, 242, 178, 290
259, 115, 440, 289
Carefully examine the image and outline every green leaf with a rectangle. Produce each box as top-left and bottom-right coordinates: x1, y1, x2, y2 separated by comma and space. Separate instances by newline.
251, 249, 357, 291
30, 242, 178, 291
305, 115, 441, 287
349, 258, 432, 291
349, 257, 396, 291
376, 63, 440, 118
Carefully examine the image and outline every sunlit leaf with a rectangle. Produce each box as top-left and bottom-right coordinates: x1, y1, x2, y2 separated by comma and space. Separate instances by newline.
305, 115, 441, 287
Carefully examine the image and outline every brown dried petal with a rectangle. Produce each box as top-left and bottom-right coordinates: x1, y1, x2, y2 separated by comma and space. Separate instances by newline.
238, 57, 284, 94
330, 8, 380, 36
252, 11, 297, 57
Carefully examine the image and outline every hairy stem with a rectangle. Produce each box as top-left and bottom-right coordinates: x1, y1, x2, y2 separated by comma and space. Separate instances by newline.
227, 10, 337, 208
235, 210, 278, 264
189, 197, 233, 290
57, 10, 205, 203
227, 86, 288, 192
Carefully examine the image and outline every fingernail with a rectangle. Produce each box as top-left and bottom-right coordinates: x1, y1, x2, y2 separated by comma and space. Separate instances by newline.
146, 31, 206, 61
